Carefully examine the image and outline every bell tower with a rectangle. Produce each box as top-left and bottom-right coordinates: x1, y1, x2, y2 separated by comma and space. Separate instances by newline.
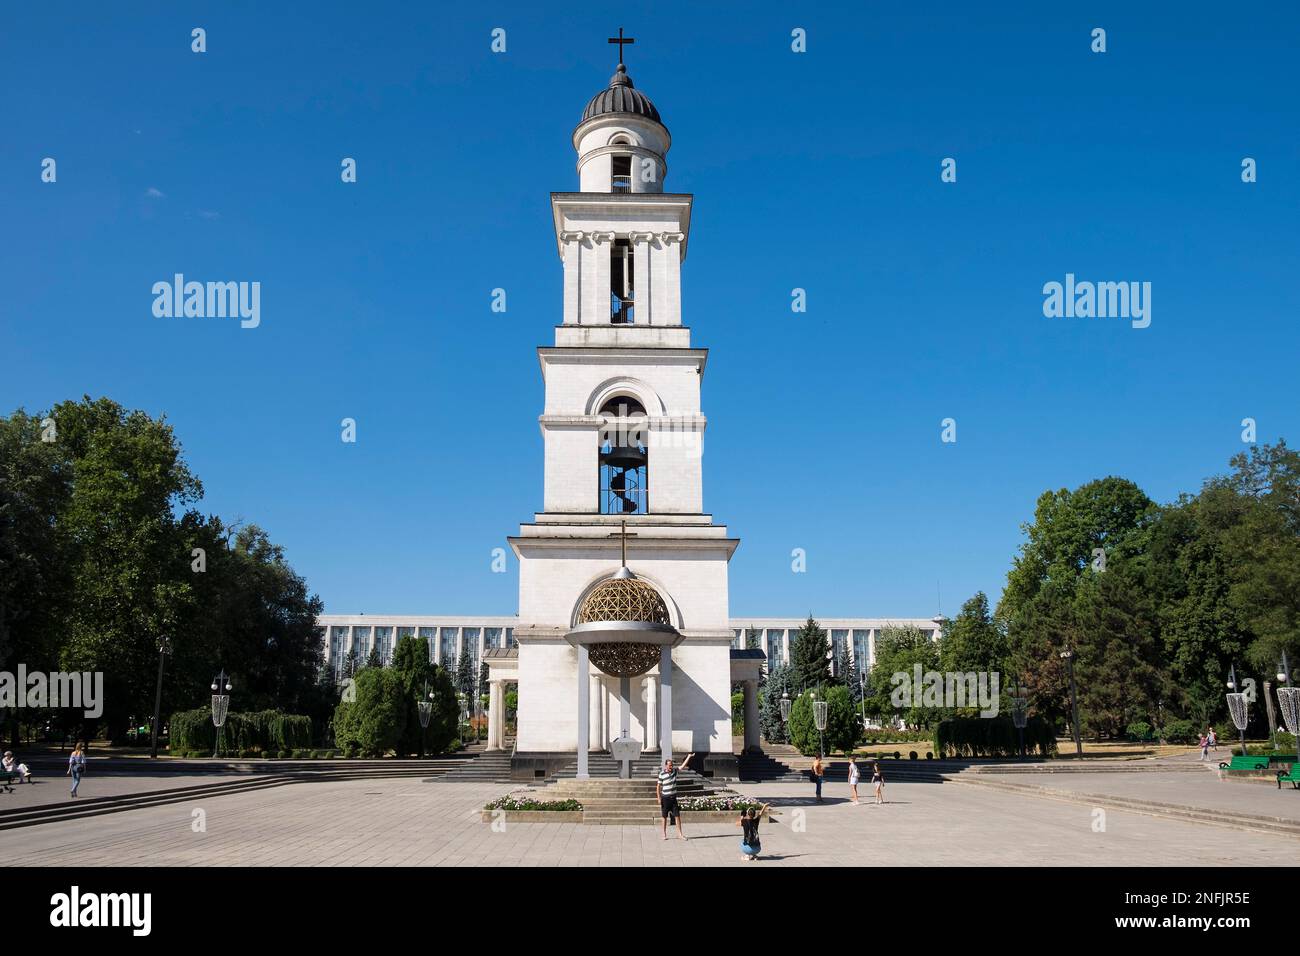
509, 36, 738, 776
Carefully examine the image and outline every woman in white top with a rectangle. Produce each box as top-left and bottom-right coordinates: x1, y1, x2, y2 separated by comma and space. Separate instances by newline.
847, 754, 860, 804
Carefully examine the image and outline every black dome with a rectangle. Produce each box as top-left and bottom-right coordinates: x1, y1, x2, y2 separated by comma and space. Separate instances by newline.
581, 64, 663, 127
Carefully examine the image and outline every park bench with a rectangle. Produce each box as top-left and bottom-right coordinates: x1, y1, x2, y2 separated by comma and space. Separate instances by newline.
0, 770, 18, 793
1221, 755, 1273, 771
1277, 766, 1300, 790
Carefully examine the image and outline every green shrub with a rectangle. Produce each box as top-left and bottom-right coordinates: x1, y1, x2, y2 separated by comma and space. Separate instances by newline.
293, 749, 312, 759
1161, 718, 1197, 744
933, 716, 1057, 758
168, 708, 313, 754
278, 750, 292, 759
1126, 720, 1152, 741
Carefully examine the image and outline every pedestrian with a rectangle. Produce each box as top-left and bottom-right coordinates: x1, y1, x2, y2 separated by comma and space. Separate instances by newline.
1208, 727, 1218, 751
736, 804, 767, 861
811, 755, 824, 803
2, 751, 32, 783
1198, 733, 1208, 761
847, 754, 860, 804
657, 752, 693, 841
67, 742, 86, 797
872, 761, 885, 804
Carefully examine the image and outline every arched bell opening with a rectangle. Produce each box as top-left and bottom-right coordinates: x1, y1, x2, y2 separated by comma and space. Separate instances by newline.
599, 397, 647, 514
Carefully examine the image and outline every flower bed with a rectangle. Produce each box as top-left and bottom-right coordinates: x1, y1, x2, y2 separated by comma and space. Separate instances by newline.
678, 796, 763, 812
484, 797, 583, 812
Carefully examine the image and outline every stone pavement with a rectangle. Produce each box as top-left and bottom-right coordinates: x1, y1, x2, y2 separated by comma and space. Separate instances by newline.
7, 773, 1296, 866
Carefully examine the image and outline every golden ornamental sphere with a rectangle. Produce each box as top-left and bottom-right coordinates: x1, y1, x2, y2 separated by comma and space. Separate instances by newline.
576, 576, 670, 626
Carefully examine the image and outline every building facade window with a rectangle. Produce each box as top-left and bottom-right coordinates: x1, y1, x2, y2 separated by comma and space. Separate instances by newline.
505, 627, 516, 649
852, 629, 871, 677
352, 627, 372, 662
485, 627, 503, 650
439, 627, 459, 666
374, 626, 393, 664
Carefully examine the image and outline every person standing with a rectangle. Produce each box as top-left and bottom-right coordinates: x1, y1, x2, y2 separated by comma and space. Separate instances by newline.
847, 754, 860, 804
811, 755, 824, 803
67, 743, 86, 797
657, 752, 693, 841
1198, 733, 1209, 761
1208, 727, 1218, 752
872, 762, 885, 804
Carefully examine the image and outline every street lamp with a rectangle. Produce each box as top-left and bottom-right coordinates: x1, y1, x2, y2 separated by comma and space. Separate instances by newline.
1059, 647, 1083, 757
813, 695, 828, 758
1225, 664, 1249, 758
416, 682, 434, 759
1009, 678, 1028, 758
150, 635, 172, 759
1277, 652, 1300, 769
778, 691, 791, 744
210, 670, 232, 758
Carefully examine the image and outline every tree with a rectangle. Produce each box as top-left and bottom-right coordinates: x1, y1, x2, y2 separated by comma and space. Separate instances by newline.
758, 661, 795, 744
790, 616, 830, 694
332, 666, 407, 757
867, 626, 941, 728
364, 645, 383, 670
744, 627, 763, 651
940, 592, 1008, 676
788, 691, 818, 755
822, 684, 861, 755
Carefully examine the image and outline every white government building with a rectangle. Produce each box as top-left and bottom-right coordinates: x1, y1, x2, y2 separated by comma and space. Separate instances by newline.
317, 47, 937, 779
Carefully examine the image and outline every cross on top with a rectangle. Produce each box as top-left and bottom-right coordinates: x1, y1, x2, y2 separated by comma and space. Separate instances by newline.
608, 27, 635, 64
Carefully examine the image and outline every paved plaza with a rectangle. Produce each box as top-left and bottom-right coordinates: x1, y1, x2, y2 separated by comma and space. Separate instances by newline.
7, 771, 1297, 866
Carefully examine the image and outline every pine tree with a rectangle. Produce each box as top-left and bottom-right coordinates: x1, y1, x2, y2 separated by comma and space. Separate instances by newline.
364, 645, 383, 670
790, 616, 831, 694
758, 661, 795, 745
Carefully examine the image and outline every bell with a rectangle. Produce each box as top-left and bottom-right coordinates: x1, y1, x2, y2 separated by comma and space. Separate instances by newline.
602, 445, 646, 469
609, 472, 627, 492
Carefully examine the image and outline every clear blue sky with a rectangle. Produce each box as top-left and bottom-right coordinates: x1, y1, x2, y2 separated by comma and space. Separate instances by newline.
3, 2, 1297, 619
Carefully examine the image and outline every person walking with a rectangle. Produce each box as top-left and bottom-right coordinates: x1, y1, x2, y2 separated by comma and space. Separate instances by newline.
847, 754, 860, 804
872, 761, 885, 804
811, 755, 824, 803
1208, 727, 1218, 752
736, 804, 767, 861
1198, 733, 1209, 761
67, 743, 86, 797
657, 752, 693, 841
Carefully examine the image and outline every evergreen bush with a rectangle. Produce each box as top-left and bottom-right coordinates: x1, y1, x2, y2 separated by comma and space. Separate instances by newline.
933, 716, 1057, 758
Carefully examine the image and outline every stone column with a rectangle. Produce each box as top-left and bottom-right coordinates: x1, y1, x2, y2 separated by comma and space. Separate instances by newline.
659, 645, 673, 766
744, 679, 761, 753
598, 677, 608, 749
560, 231, 583, 324
577, 645, 590, 780
487, 680, 502, 751
619, 676, 631, 739
644, 674, 658, 751
588, 674, 602, 750
631, 232, 652, 325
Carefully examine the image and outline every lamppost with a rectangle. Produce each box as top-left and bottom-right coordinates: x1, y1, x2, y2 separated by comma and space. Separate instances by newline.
1059, 647, 1083, 756
813, 693, 828, 759
149, 635, 172, 758
1277, 652, 1299, 768
416, 681, 434, 759
210, 670, 232, 758
1009, 678, 1028, 758
779, 691, 791, 744
1225, 664, 1249, 758
457, 694, 468, 747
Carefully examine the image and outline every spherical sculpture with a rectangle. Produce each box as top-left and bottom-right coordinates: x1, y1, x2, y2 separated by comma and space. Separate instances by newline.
576, 575, 670, 627
588, 642, 662, 678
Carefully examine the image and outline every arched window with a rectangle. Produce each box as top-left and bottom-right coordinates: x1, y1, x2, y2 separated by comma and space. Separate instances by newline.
598, 397, 647, 514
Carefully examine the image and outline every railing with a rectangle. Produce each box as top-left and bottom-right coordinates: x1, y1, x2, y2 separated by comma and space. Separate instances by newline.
612, 175, 631, 193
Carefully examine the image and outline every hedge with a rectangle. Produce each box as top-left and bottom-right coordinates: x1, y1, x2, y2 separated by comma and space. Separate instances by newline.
168, 708, 313, 754
933, 716, 1057, 758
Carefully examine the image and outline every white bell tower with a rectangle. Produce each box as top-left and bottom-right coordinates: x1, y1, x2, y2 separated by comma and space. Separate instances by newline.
508, 36, 739, 777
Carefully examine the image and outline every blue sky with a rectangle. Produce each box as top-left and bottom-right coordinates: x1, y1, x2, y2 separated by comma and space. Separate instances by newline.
3, 2, 1297, 619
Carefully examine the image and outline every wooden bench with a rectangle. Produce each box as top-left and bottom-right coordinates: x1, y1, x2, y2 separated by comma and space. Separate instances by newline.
1277, 766, 1300, 790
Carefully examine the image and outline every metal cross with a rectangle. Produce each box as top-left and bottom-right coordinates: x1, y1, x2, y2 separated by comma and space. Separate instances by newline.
610, 519, 636, 566
608, 28, 635, 64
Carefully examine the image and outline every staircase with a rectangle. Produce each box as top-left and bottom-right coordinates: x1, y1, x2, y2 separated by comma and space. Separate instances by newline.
428, 741, 516, 784
549, 751, 707, 783
520, 752, 729, 825
738, 745, 949, 782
